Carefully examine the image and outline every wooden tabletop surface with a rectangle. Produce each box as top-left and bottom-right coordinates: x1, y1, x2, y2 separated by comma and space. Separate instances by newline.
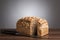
0, 29, 60, 40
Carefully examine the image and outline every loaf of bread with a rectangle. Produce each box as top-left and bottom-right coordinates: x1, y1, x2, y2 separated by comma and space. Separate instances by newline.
16, 16, 49, 37
16, 16, 37, 36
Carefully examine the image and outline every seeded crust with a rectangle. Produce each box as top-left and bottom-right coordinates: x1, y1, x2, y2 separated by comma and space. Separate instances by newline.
16, 16, 49, 37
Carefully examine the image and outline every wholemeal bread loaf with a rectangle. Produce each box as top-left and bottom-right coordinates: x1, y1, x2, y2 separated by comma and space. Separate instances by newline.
16, 16, 49, 37
16, 16, 37, 36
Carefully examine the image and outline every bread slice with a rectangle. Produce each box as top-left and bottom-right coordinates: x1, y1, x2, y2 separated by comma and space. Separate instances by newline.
16, 17, 37, 36
37, 18, 49, 37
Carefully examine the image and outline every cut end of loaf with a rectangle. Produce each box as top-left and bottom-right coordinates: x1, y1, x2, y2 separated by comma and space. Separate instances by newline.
37, 18, 49, 37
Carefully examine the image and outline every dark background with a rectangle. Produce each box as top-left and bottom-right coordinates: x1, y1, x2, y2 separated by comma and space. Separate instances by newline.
0, 0, 60, 29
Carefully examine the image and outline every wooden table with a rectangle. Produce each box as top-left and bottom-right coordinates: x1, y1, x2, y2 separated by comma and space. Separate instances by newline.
0, 29, 60, 40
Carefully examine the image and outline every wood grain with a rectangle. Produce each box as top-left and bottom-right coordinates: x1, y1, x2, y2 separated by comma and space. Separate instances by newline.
0, 29, 60, 40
